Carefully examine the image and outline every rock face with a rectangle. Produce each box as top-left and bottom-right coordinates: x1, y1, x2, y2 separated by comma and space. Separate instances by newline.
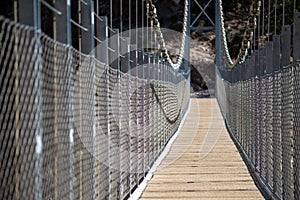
190, 64, 208, 92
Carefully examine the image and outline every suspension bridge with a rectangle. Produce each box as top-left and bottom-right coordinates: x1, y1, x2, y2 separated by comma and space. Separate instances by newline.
0, 0, 299, 199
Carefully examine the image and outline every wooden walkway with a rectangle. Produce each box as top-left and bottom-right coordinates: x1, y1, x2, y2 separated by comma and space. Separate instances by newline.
140, 98, 264, 200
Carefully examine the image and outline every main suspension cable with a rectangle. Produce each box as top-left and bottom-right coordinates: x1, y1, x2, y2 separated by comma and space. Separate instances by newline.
275, 0, 277, 35
219, 0, 260, 68
258, 1, 261, 46
283, 0, 285, 26
147, 0, 259, 69
268, 0, 270, 41
146, 0, 188, 70
262, 0, 265, 44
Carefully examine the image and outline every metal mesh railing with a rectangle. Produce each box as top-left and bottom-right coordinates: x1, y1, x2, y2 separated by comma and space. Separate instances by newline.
216, 19, 300, 199
214, 0, 300, 195
216, 62, 300, 200
0, 16, 190, 200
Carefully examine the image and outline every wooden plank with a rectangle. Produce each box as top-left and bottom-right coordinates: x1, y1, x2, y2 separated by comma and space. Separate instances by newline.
140, 99, 264, 199
141, 198, 260, 200
141, 190, 263, 198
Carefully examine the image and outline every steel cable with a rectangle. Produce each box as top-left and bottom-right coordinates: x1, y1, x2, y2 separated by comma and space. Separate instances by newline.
146, 0, 188, 69
219, 0, 260, 68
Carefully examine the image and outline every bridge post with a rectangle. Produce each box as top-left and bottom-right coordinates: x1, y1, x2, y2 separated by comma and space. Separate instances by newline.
273, 35, 281, 72
18, 0, 43, 199
143, 52, 150, 176
293, 12, 300, 200
81, 0, 95, 54
294, 13, 300, 62
272, 34, 283, 198
95, 16, 109, 63
258, 46, 266, 77
249, 54, 255, 160
281, 25, 291, 66
119, 36, 131, 198
108, 27, 121, 199
265, 42, 273, 74
56, 0, 72, 44
254, 50, 259, 77
186, 0, 191, 75
250, 55, 256, 79
55, 1, 74, 199
215, 0, 222, 68
77, 1, 97, 199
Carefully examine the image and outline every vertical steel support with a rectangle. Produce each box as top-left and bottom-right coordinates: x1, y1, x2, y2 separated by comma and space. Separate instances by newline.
95, 16, 109, 63
110, 29, 120, 69
119, 34, 124, 198
250, 55, 256, 79
19, 0, 43, 199
144, 52, 150, 174
158, 58, 162, 151
294, 12, 300, 200
56, 0, 72, 44
135, 43, 139, 185
266, 42, 273, 74
141, 51, 146, 178
55, 0, 74, 199
119, 36, 130, 198
94, 15, 110, 199
273, 36, 281, 72
34, 1, 43, 196
294, 13, 300, 62
81, 0, 94, 54
127, 41, 133, 194
109, 28, 120, 199
163, 62, 166, 144
126, 37, 131, 198
215, 0, 222, 68
254, 50, 259, 169
259, 46, 266, 77
272, 35, 282, 197
105, 21, 110, 183
265, 41, 273, 187
18, 0, 39, 26
67, 1, 74, 199
79, 1, 96, 199
186, 0, 191, 75
281, 25, 291, 66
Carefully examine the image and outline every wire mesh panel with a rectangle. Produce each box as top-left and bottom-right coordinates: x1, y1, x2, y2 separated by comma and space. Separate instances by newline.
254, 75, 261, 171
72, 49, 95, 200
216, 35, 300, 200
0, 19, 37, 200
108, 67, 120, 199
137, 78, 145, 182
119, 72, 131, 198
259, 76, 267, 180
94, 60, 110, 199
249, 77, 255, 162
265, 75, 274, 188
40, 35, 73, 200
143, 54, 151, 175
244, 79, 251, 156
281, 66, 294, 200
0, 16, 190, 200
129, 74, 138, 191
273, 70, 283, 198
294, 63, 300, 200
